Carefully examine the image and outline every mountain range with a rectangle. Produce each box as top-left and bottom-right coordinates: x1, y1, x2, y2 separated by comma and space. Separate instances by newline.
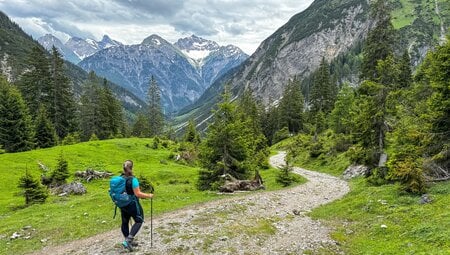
0, 11, 146, 119
176, 0, 450, 131
37, 34, 123, 64
77, 34, 248, 113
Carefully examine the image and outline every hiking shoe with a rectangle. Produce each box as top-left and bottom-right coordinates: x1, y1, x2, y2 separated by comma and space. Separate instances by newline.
122, 240, 133, 252
129, 240, 139, 247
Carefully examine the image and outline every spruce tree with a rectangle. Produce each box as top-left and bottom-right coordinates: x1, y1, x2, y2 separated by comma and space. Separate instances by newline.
99, 78, 124, 139
183, 119, 201, 145
198, 86, 252, 190
18, 169, 48, 205
51, 152, 70, 186
35, 106, 57, 148
0, 78, 34, 152
147, 76, 164, 137
329, 84, 356, 135
310, 57, 335, 114
279, 78, 304, 133
261, 104, 281, 145
397, 50, 412, 89
18, 46, 51, 118
131, 113, 150, 137
79, 71, 102, 141
50, 46, 76, 139
360, 0, 395, 81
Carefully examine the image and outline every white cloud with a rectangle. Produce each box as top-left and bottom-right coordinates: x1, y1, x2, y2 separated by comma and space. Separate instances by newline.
0, 0, 314, 54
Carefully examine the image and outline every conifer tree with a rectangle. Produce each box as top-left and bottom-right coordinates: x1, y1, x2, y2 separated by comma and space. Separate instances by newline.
310, 57, 335, 114
397, 50, 412, 89
0, 78, 34, 152
35, 106, 57, 148
99, 78, 124, 139
329, 84, 355, 135
50, 152, 70, 186
360, 0, 395, 81
18, 46, 51, 118
279, 78, 304, 133
131, 113, 150, 137
261, 104, 281, 145
50, 46, 76, 139
18, 169, 48, 205
79, 71, 102, 141
183, 119, 201, 145
198, 86, 252, 190
147, 76, 164, 137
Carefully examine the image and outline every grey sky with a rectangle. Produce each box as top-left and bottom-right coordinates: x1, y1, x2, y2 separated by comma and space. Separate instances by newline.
0, 0, 314, 54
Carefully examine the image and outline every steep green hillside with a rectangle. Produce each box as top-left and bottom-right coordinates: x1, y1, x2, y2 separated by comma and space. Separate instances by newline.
0, 138, 288, 254
0, 11, 146, 115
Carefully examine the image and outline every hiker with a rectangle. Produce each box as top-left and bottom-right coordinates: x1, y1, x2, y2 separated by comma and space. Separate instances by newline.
120, 160, 153, 250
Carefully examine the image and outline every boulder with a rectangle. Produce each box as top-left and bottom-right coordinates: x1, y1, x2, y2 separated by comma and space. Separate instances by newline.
343, 165, 368, 180
53, 182, 87, 195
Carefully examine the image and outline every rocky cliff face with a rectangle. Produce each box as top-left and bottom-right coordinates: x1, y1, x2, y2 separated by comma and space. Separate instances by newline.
79, 34, 248, 113
231, 0, 370, 106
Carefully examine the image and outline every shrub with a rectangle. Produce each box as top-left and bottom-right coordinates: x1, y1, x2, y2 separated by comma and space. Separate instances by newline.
138, 174, 154, 193
273, 127, 290, 144
390, 157, 426, 194
18, 170, 48, 205
276, 162, 296, 187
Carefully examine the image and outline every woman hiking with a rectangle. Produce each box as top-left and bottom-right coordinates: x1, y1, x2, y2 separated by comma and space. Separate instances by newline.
120, 159, 153, 251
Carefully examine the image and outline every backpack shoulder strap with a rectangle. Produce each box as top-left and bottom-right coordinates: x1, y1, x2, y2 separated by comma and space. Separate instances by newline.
125, 176, 134, 195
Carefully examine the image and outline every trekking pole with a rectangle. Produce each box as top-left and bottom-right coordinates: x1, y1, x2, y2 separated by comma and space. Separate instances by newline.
150, 197, 153, 248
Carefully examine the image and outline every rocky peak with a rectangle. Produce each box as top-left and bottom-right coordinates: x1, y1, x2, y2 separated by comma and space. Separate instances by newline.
174, 35, 220, 52
141, 34, 170, 47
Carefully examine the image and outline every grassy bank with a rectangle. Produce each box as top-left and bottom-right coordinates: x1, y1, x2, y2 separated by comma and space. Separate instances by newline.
0, 138, 290, 255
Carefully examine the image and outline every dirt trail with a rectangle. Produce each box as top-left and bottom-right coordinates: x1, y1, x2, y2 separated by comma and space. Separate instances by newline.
31, 152, 349, 255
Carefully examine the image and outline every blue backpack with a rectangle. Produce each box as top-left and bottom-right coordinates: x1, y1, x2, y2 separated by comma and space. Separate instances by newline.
109, 175, 135, 218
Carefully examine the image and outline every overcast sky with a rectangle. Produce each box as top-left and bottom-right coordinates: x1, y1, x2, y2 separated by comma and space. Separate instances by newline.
0, 0, 314, 55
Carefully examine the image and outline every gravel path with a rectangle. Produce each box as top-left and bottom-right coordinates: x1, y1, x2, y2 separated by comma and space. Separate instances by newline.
31, 152, 349, 255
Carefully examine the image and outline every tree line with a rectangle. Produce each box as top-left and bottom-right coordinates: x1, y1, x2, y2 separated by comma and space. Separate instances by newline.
0, 46, 165, 153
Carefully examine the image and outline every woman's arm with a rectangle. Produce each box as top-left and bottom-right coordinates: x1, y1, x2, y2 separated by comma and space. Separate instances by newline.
133, 187, 153, 199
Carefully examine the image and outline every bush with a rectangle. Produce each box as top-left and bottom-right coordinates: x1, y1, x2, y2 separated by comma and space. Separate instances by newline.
51, 152, 70, 186
276, 163, 296, 187
332, 134, 353, 152
309, 141, 324, 158
152, 137, 160, 149
390, 157, 426, 194
18, 171, 48, 205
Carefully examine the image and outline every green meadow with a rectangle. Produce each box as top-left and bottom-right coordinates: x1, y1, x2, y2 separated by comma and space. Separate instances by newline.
0, 138, 290, 255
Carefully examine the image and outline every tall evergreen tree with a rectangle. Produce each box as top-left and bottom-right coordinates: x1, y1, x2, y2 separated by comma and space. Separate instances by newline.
50, 46, 76, 139
35, 106, 57, 148
0, 78, 34, 152
98, 78, 124, 139
360, 0, 395, 81
79, 71, 102, 141
279, 78, 304, 133
329, 84, 356, 135
397, 50, 413, 89
131, 113, 150, 137
147, 76, 164, 137
261, 104, 281, 145
18, 46, 51, 118
310, 57, 335, 114
198, 86, 253, 190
